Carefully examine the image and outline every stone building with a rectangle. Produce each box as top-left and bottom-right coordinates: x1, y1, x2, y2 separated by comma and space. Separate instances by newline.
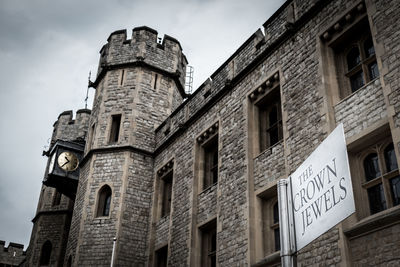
0, 241, 26, 267
25, 0, 400, 266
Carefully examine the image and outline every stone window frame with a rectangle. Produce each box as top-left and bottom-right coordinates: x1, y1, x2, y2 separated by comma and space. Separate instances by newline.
95, 184, 113, 218
52, 189, 62, 206
108, 113, 122, 144
353, 138, 399, 218
86, 122, 96, 151
198, 218, 217, 267
254, 184, 281, 265
320, 1, 380, 103
118, 69, 126, 87
248, 71, 282, 156
196, 122, 220, 191
347, 124, 400, 221
154, 245, 168, 267
156, 160, 174, 219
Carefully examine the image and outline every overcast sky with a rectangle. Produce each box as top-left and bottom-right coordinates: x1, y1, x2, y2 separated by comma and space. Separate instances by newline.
0, 0, 285, 248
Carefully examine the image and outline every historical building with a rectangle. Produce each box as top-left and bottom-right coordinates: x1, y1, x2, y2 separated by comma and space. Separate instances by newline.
24, 0, 400, 266
0, 241, 26, 267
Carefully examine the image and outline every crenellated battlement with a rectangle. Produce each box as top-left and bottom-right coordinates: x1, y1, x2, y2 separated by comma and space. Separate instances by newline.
96, 26, 187, 92
52, 109, 91, 144
0, 240, 26, 266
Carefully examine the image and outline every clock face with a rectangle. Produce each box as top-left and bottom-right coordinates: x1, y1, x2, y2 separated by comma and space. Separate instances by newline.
57, 151, 79, 171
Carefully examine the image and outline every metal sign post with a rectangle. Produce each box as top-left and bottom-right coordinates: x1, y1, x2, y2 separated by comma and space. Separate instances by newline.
111, 237, 117, 267
278, 178, 297, 267
277, 123, 355, 266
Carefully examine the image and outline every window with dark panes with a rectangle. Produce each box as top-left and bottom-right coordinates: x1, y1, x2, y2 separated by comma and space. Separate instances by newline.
331, 18, 380, 98
40, 241, 52, 266
257, 87, 282, 151
161, 172, 173, 217
361, 142, 399, 215
96, 185, 112, 217
109, 114, 121, 143
155, 245, 168, 267
200, 220, 217, 267
203, 136, 218, 189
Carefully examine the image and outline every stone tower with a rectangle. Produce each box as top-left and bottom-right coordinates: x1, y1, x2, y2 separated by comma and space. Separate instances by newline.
64, 26, 187, 266
25, 109, 90, 267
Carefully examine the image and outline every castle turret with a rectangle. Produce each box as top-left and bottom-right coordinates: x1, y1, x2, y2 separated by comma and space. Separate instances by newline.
25, 109, 90, 267
65, 26, 187, 266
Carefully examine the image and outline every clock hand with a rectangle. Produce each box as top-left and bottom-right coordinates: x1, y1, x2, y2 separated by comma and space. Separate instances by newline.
60, 161, 68, 167
65, 156, 70, 163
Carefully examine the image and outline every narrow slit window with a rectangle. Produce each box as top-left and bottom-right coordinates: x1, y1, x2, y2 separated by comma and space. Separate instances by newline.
161, 172, 173, 217
52, 190, 62, 206
154, 74, 158, 89
109, 114, 121, 143
120, 69, 125, 86
203, 136, 218, 189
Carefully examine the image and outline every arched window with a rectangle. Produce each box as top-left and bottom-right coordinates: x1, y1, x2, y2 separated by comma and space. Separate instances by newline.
346, 46, 361, 70
360, 142, 400, 216
39, 241, 52, 266
385, 143, 398, 172
97, 185, 112, 217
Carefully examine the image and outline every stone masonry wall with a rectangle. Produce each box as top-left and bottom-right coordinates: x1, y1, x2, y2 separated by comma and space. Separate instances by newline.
74, 152, 125, 266
116, 152, 154, 266
335, 79, 386, 138
155, 216, 170, 250
197, 185, 218, 225
349, 223, 400, 266
0, 241, 25, 266
64, 155, 90, 265
253, 142, 285, 192
152, 0, 396, 266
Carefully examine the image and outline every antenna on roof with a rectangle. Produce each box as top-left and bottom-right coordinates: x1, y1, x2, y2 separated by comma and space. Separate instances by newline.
85, 71, 91, 109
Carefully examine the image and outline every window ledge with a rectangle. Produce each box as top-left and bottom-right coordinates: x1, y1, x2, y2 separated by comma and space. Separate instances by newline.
251, 251, 280, 267
93, 217, 112, 224
254, 140, 283, 160
344, 205, 400, 239
199, 182, 218, 195
335, 77, 380, 106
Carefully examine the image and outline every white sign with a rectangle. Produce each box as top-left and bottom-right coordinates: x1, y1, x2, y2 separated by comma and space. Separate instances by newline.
290, 124, 355, 250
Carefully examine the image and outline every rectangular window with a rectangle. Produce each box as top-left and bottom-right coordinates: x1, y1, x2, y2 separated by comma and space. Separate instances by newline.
161, 172, 173, 217
260, 187, 280, 257
203, 135, 218, 189
154, 245, 168, 267
109, 114, 121, 143
200, 219, 217, 267
87, 123, 95, 150
52, 190, 62, 206
257, 87, 282, 151
120, 69, 125, 86
324, 12, 379, 98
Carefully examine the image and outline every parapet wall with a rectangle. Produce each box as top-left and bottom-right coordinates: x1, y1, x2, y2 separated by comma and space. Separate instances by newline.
0, 240, 26, 265
51, 109, 91, 144
154, 1, 299, 148
97, 26, 187, 89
